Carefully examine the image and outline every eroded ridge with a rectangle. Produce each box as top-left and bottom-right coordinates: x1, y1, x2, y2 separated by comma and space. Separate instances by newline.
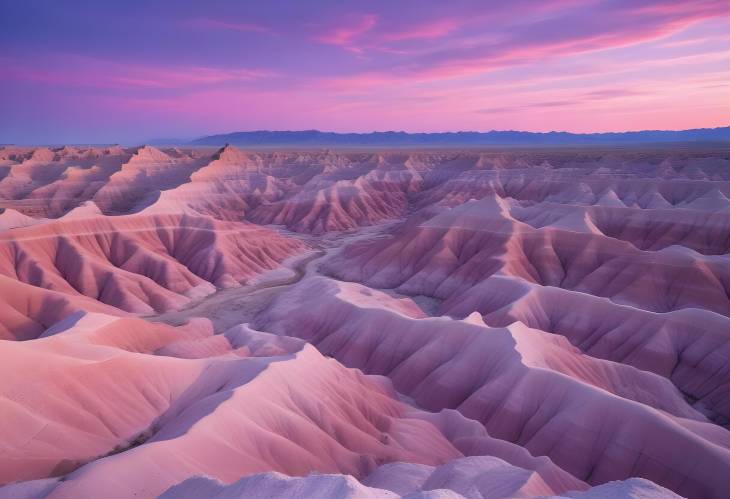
0, 144, 728, 498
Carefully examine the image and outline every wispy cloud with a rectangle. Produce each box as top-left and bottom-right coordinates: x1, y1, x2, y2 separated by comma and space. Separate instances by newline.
381, 19, 461, 42
315, 14, 378, 53
478, 87, 650, 114
5, 55, 277, 91
185, 18, 270, 33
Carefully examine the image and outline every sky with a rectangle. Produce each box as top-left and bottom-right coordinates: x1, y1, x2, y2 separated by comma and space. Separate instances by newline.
1, 0, 729, 144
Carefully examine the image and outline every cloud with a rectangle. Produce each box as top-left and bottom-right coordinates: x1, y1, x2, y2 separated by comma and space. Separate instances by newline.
299, 0, 730, 93
5, 55, 277, 91
314, 14, 462, 54
386, 0, 730, 79
315, 14, 378, 53
380, 19, 461, 42
582, 88, 648, 99
477, 87, 650, 114
186, 18, 271, 33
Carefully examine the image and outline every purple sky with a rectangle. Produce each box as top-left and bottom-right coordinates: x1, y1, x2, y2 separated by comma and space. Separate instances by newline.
1, 0, 729, 144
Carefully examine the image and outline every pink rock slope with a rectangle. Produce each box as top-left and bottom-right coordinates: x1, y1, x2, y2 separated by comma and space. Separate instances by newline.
1, 144, 728, 498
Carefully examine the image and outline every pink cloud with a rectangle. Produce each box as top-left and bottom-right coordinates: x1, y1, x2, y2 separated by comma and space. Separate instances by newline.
6, 56, 276, 90
381, 19, 461, 42
629, 0, 728, 17
315, 14, 378, 52
477, 87, 651, 114
396, 7, 729, 81
315, 16, 462, 56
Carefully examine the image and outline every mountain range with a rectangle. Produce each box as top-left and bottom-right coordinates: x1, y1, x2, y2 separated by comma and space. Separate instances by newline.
185, 126, 730, 147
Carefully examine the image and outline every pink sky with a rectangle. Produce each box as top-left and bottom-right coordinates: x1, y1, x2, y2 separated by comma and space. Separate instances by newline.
1, 0, 729, 143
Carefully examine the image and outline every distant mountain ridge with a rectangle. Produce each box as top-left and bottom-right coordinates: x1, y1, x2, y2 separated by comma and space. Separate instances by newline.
189, 126, 730, 147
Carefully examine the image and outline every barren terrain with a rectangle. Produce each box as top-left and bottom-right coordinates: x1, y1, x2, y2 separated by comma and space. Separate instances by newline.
1, 144, 729, 498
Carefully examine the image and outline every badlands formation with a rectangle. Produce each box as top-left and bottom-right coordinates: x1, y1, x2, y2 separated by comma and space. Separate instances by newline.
0, 143, 729, 498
